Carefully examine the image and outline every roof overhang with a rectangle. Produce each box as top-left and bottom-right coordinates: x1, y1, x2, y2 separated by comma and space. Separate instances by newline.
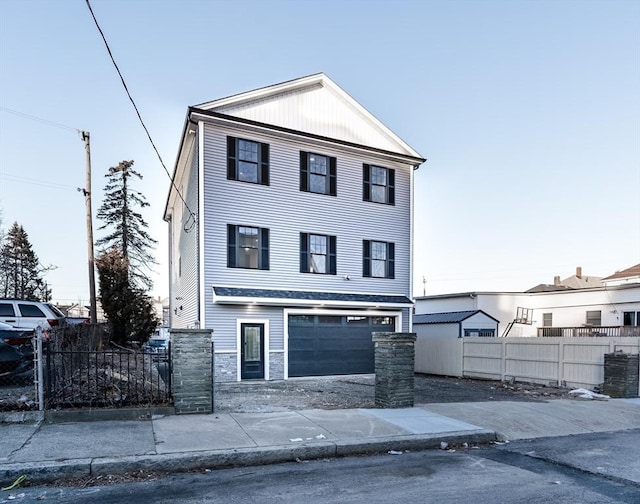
213, 286, 413, 309
190, 108, 426, 166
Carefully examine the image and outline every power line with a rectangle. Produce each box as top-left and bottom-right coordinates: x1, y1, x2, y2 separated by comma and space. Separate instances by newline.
84, 0, 197, 232
0, 106, 79, 133
0, 173, 78, 192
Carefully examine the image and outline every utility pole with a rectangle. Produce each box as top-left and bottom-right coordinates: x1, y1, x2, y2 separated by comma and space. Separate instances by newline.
79, 131, 98, 323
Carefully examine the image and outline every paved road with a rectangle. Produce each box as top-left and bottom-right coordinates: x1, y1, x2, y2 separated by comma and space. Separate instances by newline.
10, 431, 640, 504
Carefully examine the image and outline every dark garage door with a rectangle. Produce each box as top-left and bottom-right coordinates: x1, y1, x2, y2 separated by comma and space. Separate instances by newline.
288, 315, 395, 377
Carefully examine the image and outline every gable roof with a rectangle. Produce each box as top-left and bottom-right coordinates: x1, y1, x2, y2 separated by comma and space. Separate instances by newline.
195, 73, 424, 160
601, 264, 640, 281
413, 310, 499, 325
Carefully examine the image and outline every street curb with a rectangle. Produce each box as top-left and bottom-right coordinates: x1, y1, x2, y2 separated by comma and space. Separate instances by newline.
0, 431, 497, 485
0, 411, 43, 424
335, 430, 496, 456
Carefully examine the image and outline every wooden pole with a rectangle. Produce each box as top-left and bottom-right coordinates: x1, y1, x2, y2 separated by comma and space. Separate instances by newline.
81, 131, 98, 323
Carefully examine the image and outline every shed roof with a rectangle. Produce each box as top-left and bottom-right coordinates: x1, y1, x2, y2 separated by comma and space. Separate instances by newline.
413, 310, 499, 325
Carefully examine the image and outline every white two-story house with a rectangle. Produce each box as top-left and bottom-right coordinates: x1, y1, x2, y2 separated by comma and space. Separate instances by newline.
164, 74, 425, 382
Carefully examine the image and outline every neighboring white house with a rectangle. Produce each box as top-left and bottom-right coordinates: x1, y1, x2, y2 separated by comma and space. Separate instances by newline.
164, 74, 425, 381
413, 310, 499, 338
601, 264, 640, 287
414, 265, 640, 338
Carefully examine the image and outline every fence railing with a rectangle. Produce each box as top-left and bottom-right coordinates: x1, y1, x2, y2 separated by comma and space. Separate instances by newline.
43, 344, 172, 410
537, 326, 640, 337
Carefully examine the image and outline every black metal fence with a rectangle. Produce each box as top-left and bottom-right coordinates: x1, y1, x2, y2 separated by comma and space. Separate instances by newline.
44, 345, 172, 409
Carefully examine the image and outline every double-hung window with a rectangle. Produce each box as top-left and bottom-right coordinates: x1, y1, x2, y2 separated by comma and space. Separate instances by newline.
300, 233, 336, 274
227, 136, 269, 185
363, 164, 395, 205
362, 240, 394, 279
227, 224, 269, 270
300, 151, 336, 195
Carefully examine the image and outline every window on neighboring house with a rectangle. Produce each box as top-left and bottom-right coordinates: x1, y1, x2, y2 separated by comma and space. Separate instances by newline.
227, 224, 269, 270
300, 233, 336, 274
363, 164, 395, 205
300, 152, 336, 195
586, 310, 601, 326
543, 313, 552, 327
363, 240, 395, 279
227, 136, 269, 185
623, 311, 640, 326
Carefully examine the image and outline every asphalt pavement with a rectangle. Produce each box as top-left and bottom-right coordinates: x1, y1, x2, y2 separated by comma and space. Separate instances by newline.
0, 397, 638, 487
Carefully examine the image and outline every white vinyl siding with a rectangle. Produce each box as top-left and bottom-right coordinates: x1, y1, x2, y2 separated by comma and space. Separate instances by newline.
210, 304, 284, 350
170, 140, 200, 328
210, 84, 404, 153
202, 124, 411, 299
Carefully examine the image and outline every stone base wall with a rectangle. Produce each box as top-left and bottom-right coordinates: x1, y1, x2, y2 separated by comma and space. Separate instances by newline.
214, 352, 238, 383
270, 352, 285, 380
171, 329, 214, 414
373, 332, 416, 408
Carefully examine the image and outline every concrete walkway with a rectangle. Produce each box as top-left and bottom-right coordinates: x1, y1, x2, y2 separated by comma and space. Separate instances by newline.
0, 398, 638, 485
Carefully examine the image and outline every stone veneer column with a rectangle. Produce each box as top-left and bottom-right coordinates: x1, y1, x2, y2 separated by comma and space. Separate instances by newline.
603, 352, 639, 398
170, 329, 214, 414
372, 332, 417, 408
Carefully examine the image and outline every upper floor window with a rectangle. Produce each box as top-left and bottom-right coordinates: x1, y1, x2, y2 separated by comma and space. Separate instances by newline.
300, 233, 336, 274
542, 313, 552, 327
623, 311, 639, 326
227, 224, 269, 270
362, 240, 395, 279
300, 151, 336, 196
227, 136, 269, 185
586, 310, 601, 326
363, 164, 395, 205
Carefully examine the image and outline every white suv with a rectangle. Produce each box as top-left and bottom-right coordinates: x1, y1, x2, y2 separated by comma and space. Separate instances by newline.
0, 299, 66, 330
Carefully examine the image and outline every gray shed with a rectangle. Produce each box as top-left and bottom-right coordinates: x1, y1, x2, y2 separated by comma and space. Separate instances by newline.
413, 310, 499, 338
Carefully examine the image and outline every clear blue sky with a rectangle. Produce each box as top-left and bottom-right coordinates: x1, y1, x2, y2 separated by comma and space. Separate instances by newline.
0, 0, 638, 304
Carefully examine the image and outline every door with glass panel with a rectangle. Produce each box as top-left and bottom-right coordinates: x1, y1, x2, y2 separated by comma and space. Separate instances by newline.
241, 323, 264, 380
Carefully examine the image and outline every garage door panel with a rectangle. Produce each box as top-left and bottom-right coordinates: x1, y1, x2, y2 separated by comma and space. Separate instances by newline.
288, 315, 394, 377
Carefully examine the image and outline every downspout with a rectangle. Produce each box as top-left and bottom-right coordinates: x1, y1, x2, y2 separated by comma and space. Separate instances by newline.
197, 120, 205, 328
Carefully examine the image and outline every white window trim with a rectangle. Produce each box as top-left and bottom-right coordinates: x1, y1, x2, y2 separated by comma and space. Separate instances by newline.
282, 308, 402, 380
236, 318, 270, 382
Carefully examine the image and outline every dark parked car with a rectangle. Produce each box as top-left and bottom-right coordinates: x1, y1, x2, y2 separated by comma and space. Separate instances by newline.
143, 338, 169, 361
0, 322, 35, 384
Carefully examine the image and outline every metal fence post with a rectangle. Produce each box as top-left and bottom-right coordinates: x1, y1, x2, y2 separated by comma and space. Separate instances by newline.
36, 326, 44, 411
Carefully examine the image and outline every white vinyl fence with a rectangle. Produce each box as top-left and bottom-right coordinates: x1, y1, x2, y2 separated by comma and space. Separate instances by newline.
415, 336, 640, 392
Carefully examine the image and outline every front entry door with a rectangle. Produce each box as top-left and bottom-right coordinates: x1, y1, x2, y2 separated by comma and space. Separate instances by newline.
241, 323, 265, 380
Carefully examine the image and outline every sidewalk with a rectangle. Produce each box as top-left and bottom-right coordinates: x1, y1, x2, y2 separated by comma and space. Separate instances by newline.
0, 398, 638, 485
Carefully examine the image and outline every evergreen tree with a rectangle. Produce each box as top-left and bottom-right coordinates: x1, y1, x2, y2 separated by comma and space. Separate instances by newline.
96, 248, 159, 345
0, 222, 52, 301
96, 160, 157, 290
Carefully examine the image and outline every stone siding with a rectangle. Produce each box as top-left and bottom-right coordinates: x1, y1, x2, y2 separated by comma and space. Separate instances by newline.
270, 352, 285, 380
214, 352, 238, 382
